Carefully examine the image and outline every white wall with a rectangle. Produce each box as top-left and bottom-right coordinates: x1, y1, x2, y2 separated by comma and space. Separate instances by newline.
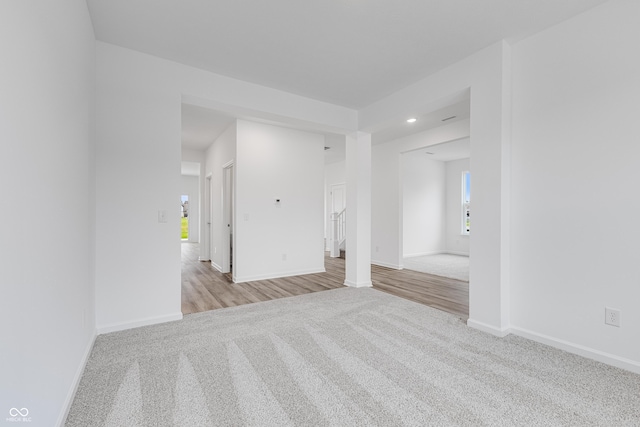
445, 158, 470, 255
95, 44, 183, 332
509, 0, 640, 370
0, 1, 96, 425
371, 120, 471, 269
180, 175, 200, 242
324, 160, 346, 249
402, 154, 446, 257
94, 41, 357, 333
234, 120, 325, 282
205, 122, 237, 271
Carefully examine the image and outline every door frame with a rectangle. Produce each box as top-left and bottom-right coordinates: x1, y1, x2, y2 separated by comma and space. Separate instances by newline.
221, 161, 234, 276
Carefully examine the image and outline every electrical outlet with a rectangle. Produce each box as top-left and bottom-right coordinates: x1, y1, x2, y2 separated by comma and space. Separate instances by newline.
605, 307, 620, 327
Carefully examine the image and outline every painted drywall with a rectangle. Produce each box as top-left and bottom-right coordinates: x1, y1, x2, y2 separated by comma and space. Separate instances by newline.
324, 160, 346, 249
95, 44, 183, 332
94, 41, 357, 333
509, 0, 640, 369
445, 158, 470, 255
234, 120, 325, 282
372, 120, 471, 269
402, 154, 446, 257
180, 175, 200, 243
204, 122, 237, 271
0, 1, 96, 425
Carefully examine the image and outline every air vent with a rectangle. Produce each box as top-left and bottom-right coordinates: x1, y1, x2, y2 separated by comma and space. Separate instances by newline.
441, 115, 457, 122
425, 152, 434, 155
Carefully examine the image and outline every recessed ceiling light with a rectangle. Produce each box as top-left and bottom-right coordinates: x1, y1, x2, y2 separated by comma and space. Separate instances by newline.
406, 118, 417, 123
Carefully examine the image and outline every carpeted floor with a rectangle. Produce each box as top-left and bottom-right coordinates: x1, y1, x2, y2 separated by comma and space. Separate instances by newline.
66, 288, 639, 426
403, 253, 469, 281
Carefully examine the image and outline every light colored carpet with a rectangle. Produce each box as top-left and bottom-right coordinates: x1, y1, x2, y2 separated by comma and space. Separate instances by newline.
403, 253, 469, 281
66, 288, 639, 426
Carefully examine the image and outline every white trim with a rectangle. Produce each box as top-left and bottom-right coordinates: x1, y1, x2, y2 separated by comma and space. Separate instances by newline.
371, 259, 403, 270
343, 279, 373, 288
233, 268, 326, 284
97, 312, 183, 335
57, 330, 96, 427
443, 250, 469, 257
404, 250, 470, 258
403, 251, 443, 258
510, 326, 640, 375
466, 318, 510, 337
211, 260, 222, 271
198, 256, 211, 262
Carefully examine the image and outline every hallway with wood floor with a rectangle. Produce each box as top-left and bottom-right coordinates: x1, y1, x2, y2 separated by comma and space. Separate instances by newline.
181, 243, 469, 319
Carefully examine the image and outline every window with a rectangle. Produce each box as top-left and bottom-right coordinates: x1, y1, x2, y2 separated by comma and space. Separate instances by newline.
462, 171, 470, 235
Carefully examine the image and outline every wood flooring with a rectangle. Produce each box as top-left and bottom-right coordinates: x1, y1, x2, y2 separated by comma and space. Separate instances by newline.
181, 243, 469, 319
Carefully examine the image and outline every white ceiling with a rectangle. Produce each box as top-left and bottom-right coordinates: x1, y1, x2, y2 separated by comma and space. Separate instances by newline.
181, 98, 468, 162
87, 0, 608, 109
89, 0, 608, 166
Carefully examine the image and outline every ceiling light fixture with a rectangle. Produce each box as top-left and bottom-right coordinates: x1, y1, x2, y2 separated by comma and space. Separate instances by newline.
406, 118, 417, 123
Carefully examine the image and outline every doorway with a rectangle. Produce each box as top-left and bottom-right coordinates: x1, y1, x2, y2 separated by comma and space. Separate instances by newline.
400, 138, 470, 282
222, 162, 234, 276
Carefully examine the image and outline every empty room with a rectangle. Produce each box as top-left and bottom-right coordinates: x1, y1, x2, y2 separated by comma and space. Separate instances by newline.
2, 1, 639, 425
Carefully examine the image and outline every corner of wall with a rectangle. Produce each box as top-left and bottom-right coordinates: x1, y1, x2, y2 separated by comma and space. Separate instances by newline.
57, 329, 97, 426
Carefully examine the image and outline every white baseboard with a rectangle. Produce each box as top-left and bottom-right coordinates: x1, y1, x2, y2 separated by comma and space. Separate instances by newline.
510, 326, 640, 375
404, 250, 469, 258
371, 259, 403, 270
403, 251, 442, 258
97, 312, 183, 335
443, 250, 469, 257
233, 268, 326, 284
466, 318, 510, 337
198, 257, 210, 262
57, 330, 96, 427
344, 279, 373, 288
211, 261, 222, 272
467, 320, 640, 374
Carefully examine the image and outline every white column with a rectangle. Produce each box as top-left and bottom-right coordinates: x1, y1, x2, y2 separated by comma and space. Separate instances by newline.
344, 132, 372, 287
